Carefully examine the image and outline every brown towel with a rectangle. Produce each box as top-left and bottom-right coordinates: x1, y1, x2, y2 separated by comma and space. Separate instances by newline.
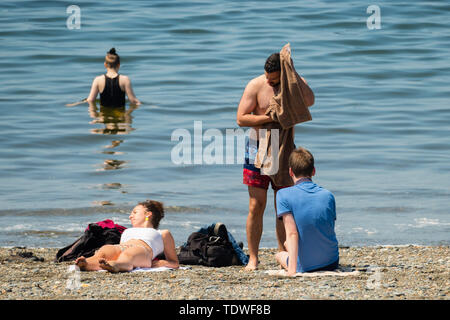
254, 43, 312, 187
254, 123, 295, 187
267, 43, 312, 128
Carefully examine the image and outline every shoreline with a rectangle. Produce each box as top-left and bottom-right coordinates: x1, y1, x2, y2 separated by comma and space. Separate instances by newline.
0, 245, 448, 300
2, 243, 445, 249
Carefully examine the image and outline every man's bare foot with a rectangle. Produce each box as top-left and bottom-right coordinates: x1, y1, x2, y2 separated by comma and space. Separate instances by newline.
75, 256, 87, 271
243, 258, 258, 271
99, 258, 120, 273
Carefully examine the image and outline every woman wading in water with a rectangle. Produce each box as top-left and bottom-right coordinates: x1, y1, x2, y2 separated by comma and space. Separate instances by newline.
86, 48, 141, 107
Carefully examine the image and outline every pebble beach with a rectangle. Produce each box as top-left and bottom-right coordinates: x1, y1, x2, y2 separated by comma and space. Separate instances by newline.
0, 245, 448, 300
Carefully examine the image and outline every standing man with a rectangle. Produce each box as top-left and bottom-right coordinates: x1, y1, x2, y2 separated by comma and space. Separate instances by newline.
236, 52, 315, 270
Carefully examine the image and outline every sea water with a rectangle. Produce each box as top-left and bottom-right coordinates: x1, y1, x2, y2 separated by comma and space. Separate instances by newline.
0, 1, 449, 248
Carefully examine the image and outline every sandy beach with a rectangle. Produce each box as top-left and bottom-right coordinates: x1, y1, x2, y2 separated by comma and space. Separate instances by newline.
0, 245, 448, 300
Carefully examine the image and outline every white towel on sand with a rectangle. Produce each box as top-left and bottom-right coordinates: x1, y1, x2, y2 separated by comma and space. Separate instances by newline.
131, 266, 190, 272
266, 267, 359, 277
97, 266, 191, 272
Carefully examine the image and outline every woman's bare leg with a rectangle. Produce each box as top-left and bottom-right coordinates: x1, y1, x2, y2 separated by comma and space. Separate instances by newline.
75, 245, 121, 271
99, 246, 152, 273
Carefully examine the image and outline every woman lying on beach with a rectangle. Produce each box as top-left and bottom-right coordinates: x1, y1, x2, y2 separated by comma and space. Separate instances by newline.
85, 47, 141, 107
75, 200, 179, 272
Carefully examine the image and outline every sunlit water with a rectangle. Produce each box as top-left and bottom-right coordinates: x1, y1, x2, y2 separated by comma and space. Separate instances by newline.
0, 1, 449, 248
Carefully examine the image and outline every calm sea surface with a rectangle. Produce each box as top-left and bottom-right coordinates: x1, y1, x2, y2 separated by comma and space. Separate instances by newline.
0, 1, 449, 248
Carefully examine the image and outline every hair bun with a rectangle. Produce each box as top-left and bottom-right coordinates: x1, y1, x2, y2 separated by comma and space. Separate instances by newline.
108, 48, 117, 55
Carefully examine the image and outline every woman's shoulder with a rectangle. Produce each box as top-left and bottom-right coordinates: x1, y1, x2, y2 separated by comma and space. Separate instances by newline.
117, 74, 131, 86
158, 229, 173, 238
92, 74, 106, 84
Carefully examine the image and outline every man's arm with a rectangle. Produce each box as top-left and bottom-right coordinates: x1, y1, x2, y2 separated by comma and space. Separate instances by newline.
236, 80, 272, 127
298, 76, 315, 107
283, 214, 299, 276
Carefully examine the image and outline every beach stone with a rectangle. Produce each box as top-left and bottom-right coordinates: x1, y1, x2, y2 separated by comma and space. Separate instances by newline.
0, 246, 448, 300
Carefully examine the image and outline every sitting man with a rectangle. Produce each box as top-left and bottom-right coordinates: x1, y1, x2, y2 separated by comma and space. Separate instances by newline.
275, 147, 339, 276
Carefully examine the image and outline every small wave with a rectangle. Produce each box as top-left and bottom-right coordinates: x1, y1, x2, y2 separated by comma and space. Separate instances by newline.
394, 218, 450, 230
350, 227, 378, 236
0, 206, 130, 217
0, 204, 224, 217
1, 224, 35, 232
1, 230, 81, 237
169, 28, 215, 35
411, 218, 449, 228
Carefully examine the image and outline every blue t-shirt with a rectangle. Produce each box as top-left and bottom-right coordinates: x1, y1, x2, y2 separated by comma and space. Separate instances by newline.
276, 180, 339, 273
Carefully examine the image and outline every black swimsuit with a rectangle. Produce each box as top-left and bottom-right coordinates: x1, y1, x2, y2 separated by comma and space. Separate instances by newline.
100, 74, 125, 107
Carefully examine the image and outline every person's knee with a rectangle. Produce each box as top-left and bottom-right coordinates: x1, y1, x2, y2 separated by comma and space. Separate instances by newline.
97, 244, 122, 261
248, 198, 266, 215
248, 186, 267, 212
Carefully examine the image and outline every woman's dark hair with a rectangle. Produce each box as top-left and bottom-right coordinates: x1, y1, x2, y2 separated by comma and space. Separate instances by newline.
139, 200, 165, 229
105, 47, 120, 69
264, 53, 281, 73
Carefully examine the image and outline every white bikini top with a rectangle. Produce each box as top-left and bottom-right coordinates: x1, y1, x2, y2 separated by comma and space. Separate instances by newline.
120, 227, 164, 257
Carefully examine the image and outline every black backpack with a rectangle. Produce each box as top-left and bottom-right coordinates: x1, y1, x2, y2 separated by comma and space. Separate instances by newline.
55, 221, 125, 262
177, 231, 235, 267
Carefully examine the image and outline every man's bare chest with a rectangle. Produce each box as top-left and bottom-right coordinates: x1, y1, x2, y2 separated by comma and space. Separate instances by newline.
255, 86, 277, 114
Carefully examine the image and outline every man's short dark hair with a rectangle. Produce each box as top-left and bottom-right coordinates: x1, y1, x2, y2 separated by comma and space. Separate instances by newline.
264, 53, 281, 73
